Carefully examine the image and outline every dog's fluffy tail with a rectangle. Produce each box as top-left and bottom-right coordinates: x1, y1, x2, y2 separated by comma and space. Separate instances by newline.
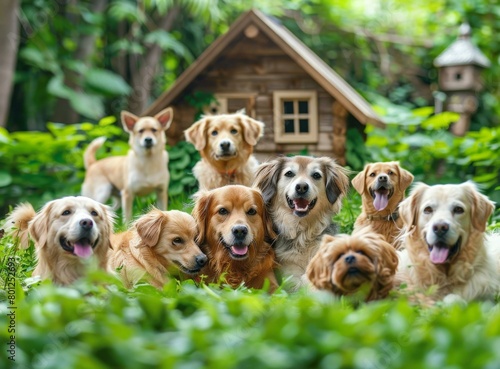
5, 203, 36, 249
83, 137, 107, 169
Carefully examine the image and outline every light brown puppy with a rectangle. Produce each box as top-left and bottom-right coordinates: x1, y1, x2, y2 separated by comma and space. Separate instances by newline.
253, 156, 350, 291
192, 185, 278, 291
184, 113, 265, 190
108, 209, 207, 289
396, 182, 500, 303
307, 230, 398, 302
6, 196, 114, 285
352, 161, 414, 248
82, 108, 173, 223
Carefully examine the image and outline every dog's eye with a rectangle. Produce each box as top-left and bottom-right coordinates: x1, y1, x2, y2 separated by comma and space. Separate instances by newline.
388, 170, 394, 175
139, 129, 145, 134
247, 208, 257, 216
230, 129, 238, 135
356, 250, 366, 256
173, 237, 183, 245
218, 208, 228, 215
424, 206, 433, 214
369, 172, 376, 177
312, 172, 322, 180
62, 210, 71, 216
152, 129, 157, 133
91, 210, 98, 216
453, 206, 464, 214
211, 130, 218, 136
336, 253, 344, 261
284, 171, 295, 178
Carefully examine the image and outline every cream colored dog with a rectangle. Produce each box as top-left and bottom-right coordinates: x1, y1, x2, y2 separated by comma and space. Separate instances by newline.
184, 113, 264, 190
108, 208, 207, 289
82, 108, 173, 223
6, 196, 115, 285
396, 182, 500, 303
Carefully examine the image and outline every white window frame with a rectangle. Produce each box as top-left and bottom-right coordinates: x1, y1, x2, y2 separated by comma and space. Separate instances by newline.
273, 90, 318, 143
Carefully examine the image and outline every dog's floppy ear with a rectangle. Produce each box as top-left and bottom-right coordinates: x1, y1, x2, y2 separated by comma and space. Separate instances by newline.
99, 203, 116, 250
253, 188, 277, 242
121, 111, 140, 133
191, 191, 212, 246
154, 107, 174, 131
135, 209, 166, 247
28, 201, 55, 250
351, 164, 370, 195
185, 117, 210, 151
239, 115, 265, 146
306, 235, 336, 290
462, 182, 495, 232
253, 158, 285, 204
396, 163, 414, 192
399, 182, 429, 229
320, 157, 350, 205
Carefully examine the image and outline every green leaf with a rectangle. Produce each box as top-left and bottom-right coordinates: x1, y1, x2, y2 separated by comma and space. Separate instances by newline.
69, 92, 105, 120
47, 75, 74, 99
85, 69, 132, 96
422, 112, 460, 130
0, 171, 12, 187
144, 30, 193, 62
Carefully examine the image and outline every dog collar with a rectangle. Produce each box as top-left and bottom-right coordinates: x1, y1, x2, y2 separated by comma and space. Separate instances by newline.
367, 211, 399, 222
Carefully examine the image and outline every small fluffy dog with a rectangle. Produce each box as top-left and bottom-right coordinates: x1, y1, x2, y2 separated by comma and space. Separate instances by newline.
352, 161, 414, 247
108, 209, 207, 289
184, 113, 265, 190
396, 182, 500, 302
82, 108, 173, 223
253, 156, 350, 291
6, 196, 114, 285
307, 230, 398, 301
192, 185, 278, 291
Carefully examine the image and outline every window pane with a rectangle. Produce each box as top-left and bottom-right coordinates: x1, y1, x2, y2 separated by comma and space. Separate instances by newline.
298, 101, 309, 114
299, 119, 309, 133
283, 101, 294, 114
284, 119, 295, 133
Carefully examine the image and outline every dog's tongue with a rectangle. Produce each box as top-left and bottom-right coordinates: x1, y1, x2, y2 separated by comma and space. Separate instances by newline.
73, 240, 93, 259
231, 245, 248, 256
373, 191, 389, 211
430, 246, 449, 264
293, 198, 310, 211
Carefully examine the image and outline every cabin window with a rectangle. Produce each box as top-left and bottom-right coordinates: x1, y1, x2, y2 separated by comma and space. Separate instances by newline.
273, 91, 318, 143
203, 93, 256, 117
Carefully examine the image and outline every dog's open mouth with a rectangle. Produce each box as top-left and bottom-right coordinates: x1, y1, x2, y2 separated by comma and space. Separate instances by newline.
174, 261, 202, 275
221, 237, 249, 260
286, 195, 317, 217
60, 237, 97, 259
427, 237, 462, 264
370, 186, 394, 211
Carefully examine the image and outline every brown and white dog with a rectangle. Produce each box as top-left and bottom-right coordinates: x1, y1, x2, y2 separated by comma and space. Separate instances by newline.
6, 196, 115, 285
396, 182, 500, 303
352, 161, 414, 248
82, 108, 173, 223
192, 185, 278, 291
108, 208, 207, 289
184, 113, 265, 190
253, 156, 350, 291
307, 230, 398, 302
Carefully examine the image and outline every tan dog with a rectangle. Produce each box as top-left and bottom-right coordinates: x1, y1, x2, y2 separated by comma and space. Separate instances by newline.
192, 185, 278, 291
396, 182, 500, 303
307, 230, 398, 302
352, 161, 413, 248
108, 208, 207, 289
82, 108, 173, 223
184, 113, 265, 190
6, 196, 114, 285
253, 156, 350, 291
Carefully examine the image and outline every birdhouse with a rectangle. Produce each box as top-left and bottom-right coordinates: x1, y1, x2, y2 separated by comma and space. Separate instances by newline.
433, 23, 490, 135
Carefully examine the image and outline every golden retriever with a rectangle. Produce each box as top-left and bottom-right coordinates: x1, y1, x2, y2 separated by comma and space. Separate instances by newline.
191, 185, 278, 291
396, 182, 500, 302
184, 113, 265, 190
253, 156, 350, 291
82, 108, 173, 223
6, 196, 114, 285
307, 230, 398, 301
352, 161, 414, 247
108, 208, 207, 289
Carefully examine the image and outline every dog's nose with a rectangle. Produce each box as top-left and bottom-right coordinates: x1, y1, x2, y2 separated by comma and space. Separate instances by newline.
378, 175, 388, 182
220, 140, 231, 152
144, 137, 153, 145
433, 221, 449, 237
195, 254, 208, 268
232, 225, 248, 240
344, 255, 356, 264
295, 182, 309, 195
79, 218, 94, 230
